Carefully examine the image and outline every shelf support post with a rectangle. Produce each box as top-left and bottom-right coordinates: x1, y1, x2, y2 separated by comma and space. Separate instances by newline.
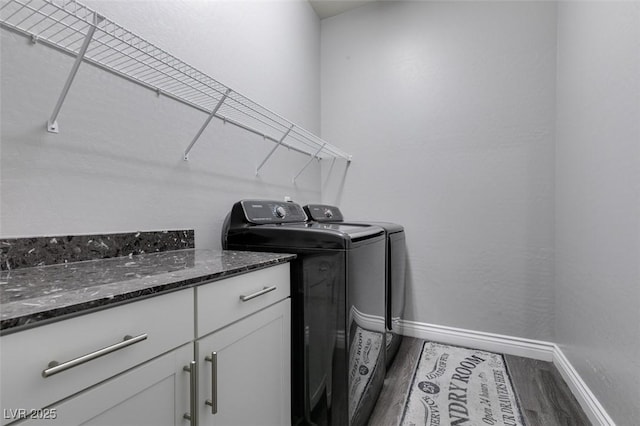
47, 12, 104, 133
293, 143, 326, 183
183, 88, 232, 160
255, 125, 294, 175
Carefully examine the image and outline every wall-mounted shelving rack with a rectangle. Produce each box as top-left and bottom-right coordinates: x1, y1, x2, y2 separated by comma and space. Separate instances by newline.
0, 0, 352, 180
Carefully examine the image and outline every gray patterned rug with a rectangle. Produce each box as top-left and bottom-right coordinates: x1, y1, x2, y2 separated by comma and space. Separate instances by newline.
400, 342, 524, 426
349, 325, 384, 419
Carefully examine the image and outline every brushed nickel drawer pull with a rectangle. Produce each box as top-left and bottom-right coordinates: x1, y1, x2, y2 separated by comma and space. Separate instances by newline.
239, 285, 277, 302
42, 333, 148, 378
205, 352, 218, 414
183, 361, 198, 426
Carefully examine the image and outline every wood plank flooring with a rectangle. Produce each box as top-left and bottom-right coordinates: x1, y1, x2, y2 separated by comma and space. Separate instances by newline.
368, 337, 591, 426
504, 354, 591, 426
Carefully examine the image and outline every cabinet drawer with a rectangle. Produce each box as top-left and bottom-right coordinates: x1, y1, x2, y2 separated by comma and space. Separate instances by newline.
0, 288, 193, 424
196, 263, 290, 337
11, 344, 193, 426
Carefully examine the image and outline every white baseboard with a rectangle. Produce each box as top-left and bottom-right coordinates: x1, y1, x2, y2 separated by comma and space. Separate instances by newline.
552, 345, 616, 426
398, 319, 615, 425
398, 319, 555, 361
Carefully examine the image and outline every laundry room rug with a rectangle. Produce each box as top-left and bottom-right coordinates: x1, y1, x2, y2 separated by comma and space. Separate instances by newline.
400, 342, 524, 426
349, 325, 384, 419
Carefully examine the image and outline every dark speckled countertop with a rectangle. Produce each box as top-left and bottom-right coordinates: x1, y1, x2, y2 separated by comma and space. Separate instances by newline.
0, 249, 295, 334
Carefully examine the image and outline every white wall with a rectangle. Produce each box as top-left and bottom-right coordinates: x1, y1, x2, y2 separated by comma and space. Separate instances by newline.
0, 0, 322, 249
556, 2, 640, 424
321, 1, 557, 341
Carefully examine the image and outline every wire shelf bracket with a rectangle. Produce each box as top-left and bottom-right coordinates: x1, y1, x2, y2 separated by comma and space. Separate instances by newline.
47, 11, 103, 133
183, 88, 231, 160
293, 143, 325, 183
256, 124, 294, 175
1, 0, 353, 166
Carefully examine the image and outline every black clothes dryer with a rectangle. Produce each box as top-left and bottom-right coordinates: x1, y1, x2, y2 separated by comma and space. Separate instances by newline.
303, 204, 406, 368
222, 200, 386, 426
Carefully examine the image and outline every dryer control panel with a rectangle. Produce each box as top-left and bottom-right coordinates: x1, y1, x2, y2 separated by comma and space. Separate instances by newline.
240, 200, 308, 224
304, 204, 344, 222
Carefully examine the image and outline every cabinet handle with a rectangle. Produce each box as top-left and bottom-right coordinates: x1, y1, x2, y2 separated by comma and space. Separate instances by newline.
239, 285, 277, 302
205, 352, 217, 414
183, 361, 198, 426
42, 333, 148, 378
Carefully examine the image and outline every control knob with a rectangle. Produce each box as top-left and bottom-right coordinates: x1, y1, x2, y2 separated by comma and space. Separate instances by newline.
274, 206, 287, 219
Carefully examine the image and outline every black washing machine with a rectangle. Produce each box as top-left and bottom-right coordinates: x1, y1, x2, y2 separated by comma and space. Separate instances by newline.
304, 204, 406, 368
222, 200, 386, 426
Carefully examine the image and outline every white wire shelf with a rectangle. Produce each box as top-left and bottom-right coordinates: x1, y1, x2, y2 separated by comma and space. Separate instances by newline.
0, 0, 352, 176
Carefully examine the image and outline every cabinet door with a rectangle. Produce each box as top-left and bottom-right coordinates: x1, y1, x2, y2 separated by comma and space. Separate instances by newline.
197, 299, 291, 426
11, 344, 194, 426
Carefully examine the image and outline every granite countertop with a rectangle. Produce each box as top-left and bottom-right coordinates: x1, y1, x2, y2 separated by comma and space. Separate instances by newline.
0, 249, 295, 334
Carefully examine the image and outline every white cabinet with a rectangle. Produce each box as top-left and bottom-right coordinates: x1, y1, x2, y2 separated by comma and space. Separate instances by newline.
196, 263, 290, 337
195, 263, 292, 426
1, 288, 194, 426
0, 262, 292, 426
196, 299, 291, 426
14, 344, 193, 426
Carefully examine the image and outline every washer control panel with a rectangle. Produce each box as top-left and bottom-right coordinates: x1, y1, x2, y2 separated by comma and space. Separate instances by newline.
241, 200, 308, 223
303, 204, 344, 222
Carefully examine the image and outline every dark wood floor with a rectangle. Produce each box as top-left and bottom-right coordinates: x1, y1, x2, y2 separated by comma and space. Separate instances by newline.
368, 337, 591, 426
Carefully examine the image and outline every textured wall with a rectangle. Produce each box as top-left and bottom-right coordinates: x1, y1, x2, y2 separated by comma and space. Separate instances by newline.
1, 0, 322, 248
321, 1, 557, 340
556, 2, 640, 424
